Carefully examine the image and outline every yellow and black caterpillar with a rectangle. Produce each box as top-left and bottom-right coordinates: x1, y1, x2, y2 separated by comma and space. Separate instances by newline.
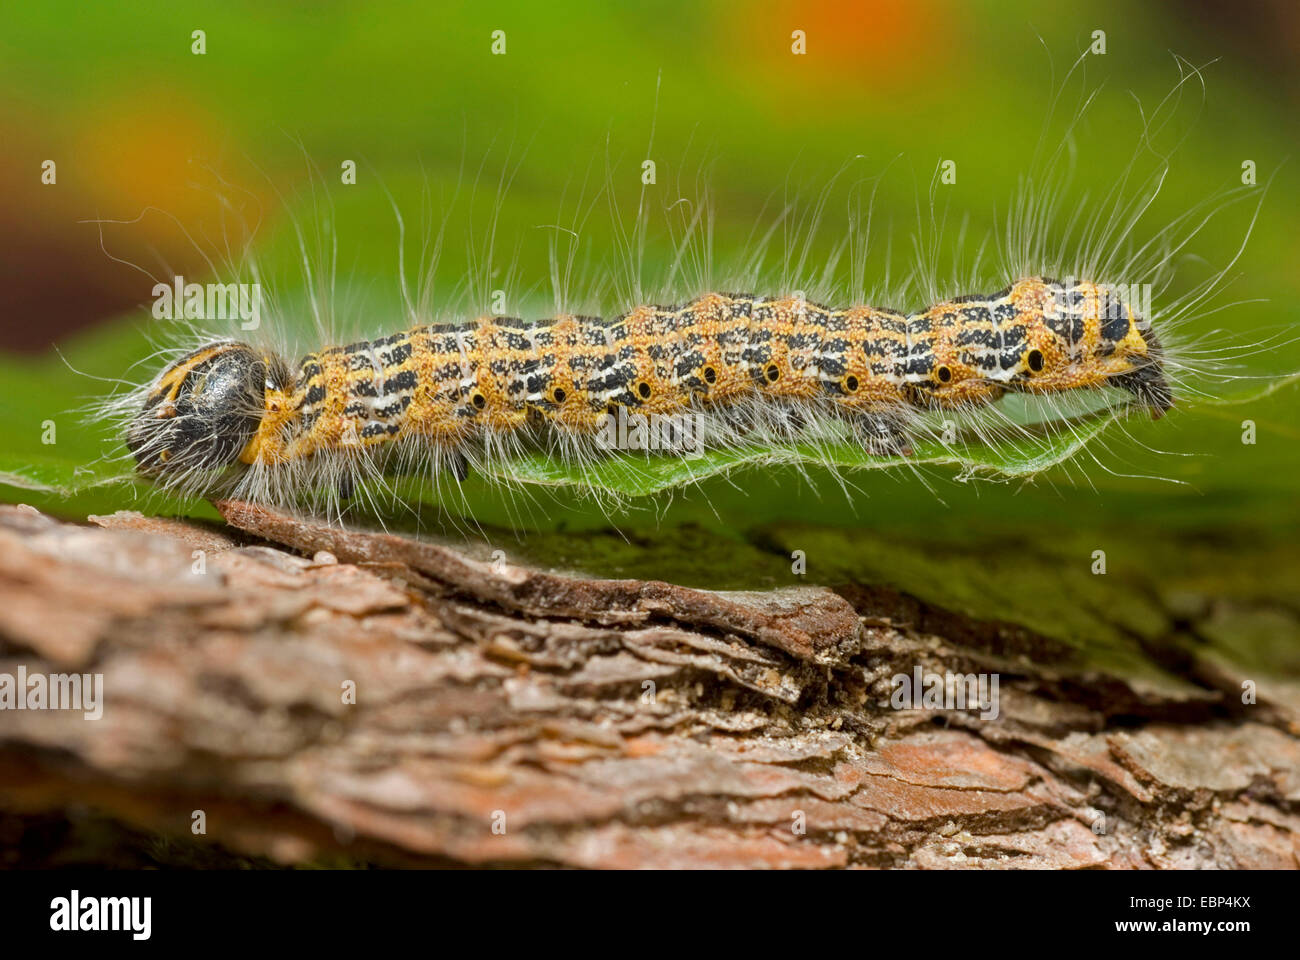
125, 276, 1169, 505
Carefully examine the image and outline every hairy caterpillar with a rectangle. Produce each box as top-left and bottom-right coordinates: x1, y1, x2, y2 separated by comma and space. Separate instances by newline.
94, 55, 1279, 524
124, 278, 1168, 505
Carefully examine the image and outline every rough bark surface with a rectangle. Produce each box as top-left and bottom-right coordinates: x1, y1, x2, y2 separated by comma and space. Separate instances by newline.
0, 502, 1296, 869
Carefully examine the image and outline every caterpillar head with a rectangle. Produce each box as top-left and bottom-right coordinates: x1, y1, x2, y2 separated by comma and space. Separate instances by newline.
126, 341, 271, 480
1018, 279, 1173, 418
919, 278, 1173, 417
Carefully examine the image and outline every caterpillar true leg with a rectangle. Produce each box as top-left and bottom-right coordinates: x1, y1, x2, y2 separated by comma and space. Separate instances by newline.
447, 451, 471, 483
337, 471, 356, 501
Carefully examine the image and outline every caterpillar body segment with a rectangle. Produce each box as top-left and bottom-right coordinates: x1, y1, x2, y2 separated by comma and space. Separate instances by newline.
125, 277, 1169, 501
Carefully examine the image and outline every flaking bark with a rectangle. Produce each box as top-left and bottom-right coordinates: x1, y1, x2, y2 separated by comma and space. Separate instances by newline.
0, 502, 1296, 869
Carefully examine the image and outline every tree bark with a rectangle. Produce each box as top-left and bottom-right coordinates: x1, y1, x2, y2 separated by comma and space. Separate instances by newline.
0, 502, 1296, 868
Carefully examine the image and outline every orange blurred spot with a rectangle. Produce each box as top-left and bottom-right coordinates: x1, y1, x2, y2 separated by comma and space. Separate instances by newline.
722, 0, 965, 105
792, 0, 932, 65
77, 92, 223, 224
0, 92, 267, 351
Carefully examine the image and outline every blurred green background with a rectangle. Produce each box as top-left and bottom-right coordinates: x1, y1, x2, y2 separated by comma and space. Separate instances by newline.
0, 0, 1296, 581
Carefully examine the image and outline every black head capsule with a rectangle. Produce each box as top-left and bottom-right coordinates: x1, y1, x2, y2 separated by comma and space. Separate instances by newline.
1113, 325, 1174, 420
1112, 359, 1174, 419
127, 341, 269, 478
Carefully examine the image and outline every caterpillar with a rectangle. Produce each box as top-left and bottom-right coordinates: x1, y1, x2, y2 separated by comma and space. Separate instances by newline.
122, 276, 1169, 509
94, 56, 1278, 524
